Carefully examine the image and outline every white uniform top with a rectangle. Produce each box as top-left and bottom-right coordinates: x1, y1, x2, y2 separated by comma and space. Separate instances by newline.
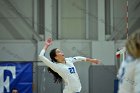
118, 58, 140, 93
39, 49, 86, 92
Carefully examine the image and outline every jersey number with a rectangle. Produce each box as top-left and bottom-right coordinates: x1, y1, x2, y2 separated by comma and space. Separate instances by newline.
68, 67, 75, 74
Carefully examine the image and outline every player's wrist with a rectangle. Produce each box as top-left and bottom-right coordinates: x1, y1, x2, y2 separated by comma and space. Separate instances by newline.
43, 45, 48, 50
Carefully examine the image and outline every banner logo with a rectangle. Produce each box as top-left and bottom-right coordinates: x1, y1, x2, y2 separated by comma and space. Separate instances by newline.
0, 66, 16, 93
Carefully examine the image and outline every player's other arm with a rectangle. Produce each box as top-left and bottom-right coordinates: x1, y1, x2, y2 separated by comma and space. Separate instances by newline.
86, 58, 100, 64
72, 56, 100, 64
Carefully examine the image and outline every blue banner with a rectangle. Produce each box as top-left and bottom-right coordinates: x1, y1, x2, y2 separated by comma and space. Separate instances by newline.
0, 62, 33, 93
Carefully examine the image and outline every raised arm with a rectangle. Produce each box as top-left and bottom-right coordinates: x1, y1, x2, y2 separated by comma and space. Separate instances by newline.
38, 38, 58, 69
39, 38, 52, 57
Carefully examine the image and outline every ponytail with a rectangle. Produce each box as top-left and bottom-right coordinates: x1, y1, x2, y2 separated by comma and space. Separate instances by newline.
48, 48, 63, 83
47, 67, 62, 83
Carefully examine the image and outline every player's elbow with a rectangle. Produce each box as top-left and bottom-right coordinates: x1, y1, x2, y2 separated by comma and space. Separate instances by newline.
38, 55, 43, 60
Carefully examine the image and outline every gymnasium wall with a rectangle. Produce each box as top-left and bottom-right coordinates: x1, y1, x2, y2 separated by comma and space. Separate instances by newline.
0, 40, 36, 61
0, 0, 34, 40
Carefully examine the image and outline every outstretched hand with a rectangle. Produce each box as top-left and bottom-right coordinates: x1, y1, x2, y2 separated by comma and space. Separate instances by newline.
44, 38, 52, 49
45, 38, 52, 46
93, 59, 101, 64
86, 58, 101, 64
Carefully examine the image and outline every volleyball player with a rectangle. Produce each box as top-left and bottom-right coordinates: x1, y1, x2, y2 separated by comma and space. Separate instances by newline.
39, 38, 100, 93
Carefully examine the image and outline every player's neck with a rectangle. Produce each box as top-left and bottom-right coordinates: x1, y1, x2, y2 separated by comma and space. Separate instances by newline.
57, 59, 66, 64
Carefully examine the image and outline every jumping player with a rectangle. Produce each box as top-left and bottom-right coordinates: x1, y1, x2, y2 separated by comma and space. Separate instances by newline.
39, 38, 100, 93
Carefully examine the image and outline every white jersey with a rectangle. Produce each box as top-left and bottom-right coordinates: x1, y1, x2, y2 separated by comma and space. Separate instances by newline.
39, 49, 86, 93
118, 58, 140, 93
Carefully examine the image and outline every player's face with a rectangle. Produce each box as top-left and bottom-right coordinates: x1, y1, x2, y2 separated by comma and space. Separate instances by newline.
55, 49, 65, 62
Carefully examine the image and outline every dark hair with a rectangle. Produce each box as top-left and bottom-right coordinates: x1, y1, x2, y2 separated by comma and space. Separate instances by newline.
48, 48, 62, 83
